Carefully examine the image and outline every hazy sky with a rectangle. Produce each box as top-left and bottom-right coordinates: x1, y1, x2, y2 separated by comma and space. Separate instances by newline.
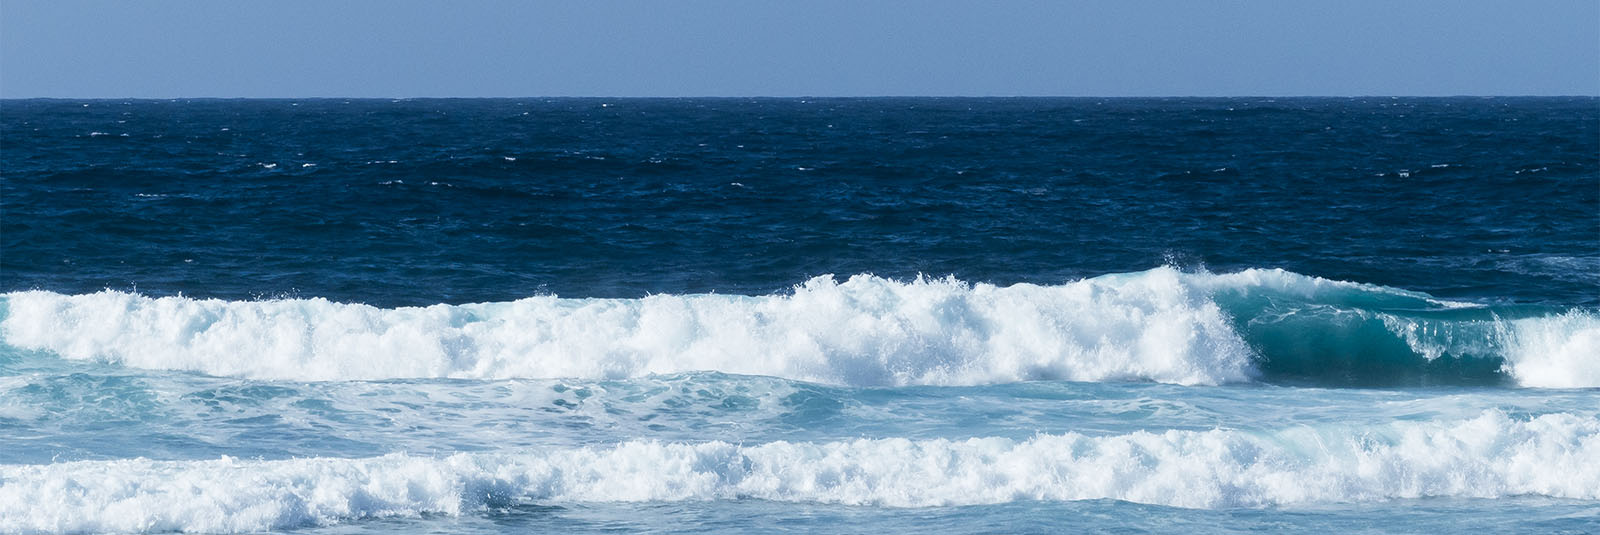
2, 1, 1596, 97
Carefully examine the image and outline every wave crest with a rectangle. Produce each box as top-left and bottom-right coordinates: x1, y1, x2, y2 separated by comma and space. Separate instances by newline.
2, 268, 1594, 387
0, 269, 1255, 385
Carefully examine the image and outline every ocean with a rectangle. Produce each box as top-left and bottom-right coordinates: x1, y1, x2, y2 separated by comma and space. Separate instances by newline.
0, 97, 1596, 534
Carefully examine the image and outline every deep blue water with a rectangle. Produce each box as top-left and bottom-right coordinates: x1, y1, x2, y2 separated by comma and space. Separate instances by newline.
1, 98, 1596, 534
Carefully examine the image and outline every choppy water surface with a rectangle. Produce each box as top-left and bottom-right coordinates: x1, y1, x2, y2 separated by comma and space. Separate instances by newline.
1, 98, 1596, 534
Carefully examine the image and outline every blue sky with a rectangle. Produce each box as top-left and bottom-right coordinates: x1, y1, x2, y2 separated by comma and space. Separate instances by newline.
2, 0, 1596, 97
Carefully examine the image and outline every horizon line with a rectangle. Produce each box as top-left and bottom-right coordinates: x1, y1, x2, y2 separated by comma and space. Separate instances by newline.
3, 94, 1597, 100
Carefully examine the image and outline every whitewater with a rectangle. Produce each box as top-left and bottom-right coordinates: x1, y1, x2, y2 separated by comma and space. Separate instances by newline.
4, 268, 1595, 388
4, 410, 1597, 533
3, 269, 1596, 533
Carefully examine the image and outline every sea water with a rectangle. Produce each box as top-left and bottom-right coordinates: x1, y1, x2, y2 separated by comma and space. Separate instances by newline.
1, 98, 1596, 533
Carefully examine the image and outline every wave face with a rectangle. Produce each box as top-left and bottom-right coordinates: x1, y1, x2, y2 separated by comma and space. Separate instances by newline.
1, 410, 1593, 533
2, 268, 1595, 387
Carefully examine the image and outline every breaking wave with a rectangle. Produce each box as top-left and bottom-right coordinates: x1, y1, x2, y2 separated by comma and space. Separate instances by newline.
2, 268, 1594, 387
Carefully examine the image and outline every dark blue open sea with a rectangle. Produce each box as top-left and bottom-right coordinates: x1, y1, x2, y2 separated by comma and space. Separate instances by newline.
1, 98, 1597, 534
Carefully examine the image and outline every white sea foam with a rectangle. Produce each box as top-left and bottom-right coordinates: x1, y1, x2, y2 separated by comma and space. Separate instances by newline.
2, 268, 1593, 386
0, 269, 1257, 385
1, 411, 1594, 533
1500, 310, 1600, 388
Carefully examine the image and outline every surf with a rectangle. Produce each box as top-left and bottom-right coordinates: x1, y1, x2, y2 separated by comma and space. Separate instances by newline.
2, 410, 1594, 533
2, 268, 1594, 387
